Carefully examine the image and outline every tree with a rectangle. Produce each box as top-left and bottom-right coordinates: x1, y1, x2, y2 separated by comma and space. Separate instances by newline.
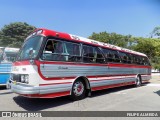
0, 22, 36, 48
132, 38, 156, 59
89, 32, 132, 48
150, 26, 160, 38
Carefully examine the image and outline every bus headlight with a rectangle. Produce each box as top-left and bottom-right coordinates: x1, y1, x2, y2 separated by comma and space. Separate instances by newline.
21, 74, 29, 83
21, 75, 25, 83
24, 75, 29, 83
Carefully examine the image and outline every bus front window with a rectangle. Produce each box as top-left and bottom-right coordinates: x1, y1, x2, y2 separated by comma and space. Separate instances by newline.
18, 36, 43, 60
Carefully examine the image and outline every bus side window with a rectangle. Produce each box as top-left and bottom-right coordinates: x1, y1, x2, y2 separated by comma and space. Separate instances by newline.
144, 57, 150, 66
94, 47, 105, 63
82, 45, 90, 63
102, 48, 121, 63
82, 45, 105, 63
102, 49, 111, 62
63, 42, 81, 62
43, 40, 65, 61
119, 52, 128, 63
112, 51, 121, 62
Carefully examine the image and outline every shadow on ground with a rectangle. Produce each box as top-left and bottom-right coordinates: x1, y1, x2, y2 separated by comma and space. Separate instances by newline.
12, 84, 145, 111
154, 90, 160, 96
13, 95, 73, 111
90, 85, 138, 98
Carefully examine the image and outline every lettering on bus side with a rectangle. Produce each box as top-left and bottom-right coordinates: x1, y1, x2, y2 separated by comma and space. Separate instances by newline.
71, 35, 80, 40
91, 41, 99, 45
58, 66, 68, 70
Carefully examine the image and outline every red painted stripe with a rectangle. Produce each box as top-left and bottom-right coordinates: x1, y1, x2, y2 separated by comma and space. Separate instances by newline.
108, 63, 151, 68
90, 77, 135, 82
39, 82, 72, 86
20, 91, 70, 98
87, 75, 134, 78
92, 81, 135, 91
35, 60, 151, 68
36, 60, 107, 67
13, 60, 151, 69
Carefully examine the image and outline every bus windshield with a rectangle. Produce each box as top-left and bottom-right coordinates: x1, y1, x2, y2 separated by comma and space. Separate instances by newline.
18, 36, 43, 60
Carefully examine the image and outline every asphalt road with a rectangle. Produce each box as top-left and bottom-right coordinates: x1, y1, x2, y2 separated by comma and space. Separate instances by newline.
0, 74, 160, 119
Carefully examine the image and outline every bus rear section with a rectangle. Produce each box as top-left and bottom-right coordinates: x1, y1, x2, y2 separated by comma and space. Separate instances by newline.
8, 28, 151, 100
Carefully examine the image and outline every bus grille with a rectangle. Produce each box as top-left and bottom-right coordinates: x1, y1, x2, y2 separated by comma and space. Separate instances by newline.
12, 74, 21, 82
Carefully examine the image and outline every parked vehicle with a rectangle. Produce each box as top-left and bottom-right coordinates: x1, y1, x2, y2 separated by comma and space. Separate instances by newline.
0, 47, 19, 86
8, 29, 151, 100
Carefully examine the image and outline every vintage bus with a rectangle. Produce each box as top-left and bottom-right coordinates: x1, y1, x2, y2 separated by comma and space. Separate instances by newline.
0, 47, 19, 86
8, 29, 151, 100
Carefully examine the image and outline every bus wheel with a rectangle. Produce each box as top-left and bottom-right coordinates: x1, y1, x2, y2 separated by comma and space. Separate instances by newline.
70, 79, 86, 100
135, 75, 142, 87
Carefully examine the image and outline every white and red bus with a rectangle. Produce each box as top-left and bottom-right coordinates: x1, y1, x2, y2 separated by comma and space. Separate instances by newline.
8, 28, 151, 100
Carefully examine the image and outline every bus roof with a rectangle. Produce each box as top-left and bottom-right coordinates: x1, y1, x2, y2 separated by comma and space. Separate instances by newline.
29, 28, 147, 57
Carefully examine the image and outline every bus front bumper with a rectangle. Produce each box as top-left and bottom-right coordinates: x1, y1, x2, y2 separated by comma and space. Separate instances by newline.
7, 80, 40, 95
7, 80, 72, 98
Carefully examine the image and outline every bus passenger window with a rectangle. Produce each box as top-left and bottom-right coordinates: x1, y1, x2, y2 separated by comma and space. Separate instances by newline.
102, 48, 120, 63
82, 45, 105, 63
63, 42, 81, 62
43, 40, 65, 61
94, 48, 105, 63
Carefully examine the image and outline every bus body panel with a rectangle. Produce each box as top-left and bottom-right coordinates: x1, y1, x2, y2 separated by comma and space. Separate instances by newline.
9, 59, 151, 98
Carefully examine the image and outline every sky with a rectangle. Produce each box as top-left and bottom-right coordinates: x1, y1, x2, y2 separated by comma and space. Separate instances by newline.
0, 0, 160, 38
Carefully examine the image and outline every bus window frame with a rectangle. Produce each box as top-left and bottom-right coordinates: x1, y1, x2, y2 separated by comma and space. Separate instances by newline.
81, 44, 106, 64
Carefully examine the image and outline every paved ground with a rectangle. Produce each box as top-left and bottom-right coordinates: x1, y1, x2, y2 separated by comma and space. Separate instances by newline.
0, 74, 160, 119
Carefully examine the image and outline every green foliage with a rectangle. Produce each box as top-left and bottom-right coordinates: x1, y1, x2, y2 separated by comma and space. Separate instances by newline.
0, 22, 36, 48
131, 38, 156, 58
89, 32, 132, 48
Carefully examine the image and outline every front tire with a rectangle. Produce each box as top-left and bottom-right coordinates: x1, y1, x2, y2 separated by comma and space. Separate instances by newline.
70, 79, 86, 100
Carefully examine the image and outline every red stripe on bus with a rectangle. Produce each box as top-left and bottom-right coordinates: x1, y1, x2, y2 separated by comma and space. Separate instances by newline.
35, 60, 151, 68
92, 81, 135, 91
87, 74, 151, 78
35, 60, 107, 66
13, 60, 151, 69
20, 91, 70, 98
108, 63, 151, 68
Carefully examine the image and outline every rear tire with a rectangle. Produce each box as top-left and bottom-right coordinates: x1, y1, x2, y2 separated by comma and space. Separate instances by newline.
70, 79, 86, 101
135, 75, 142, 87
